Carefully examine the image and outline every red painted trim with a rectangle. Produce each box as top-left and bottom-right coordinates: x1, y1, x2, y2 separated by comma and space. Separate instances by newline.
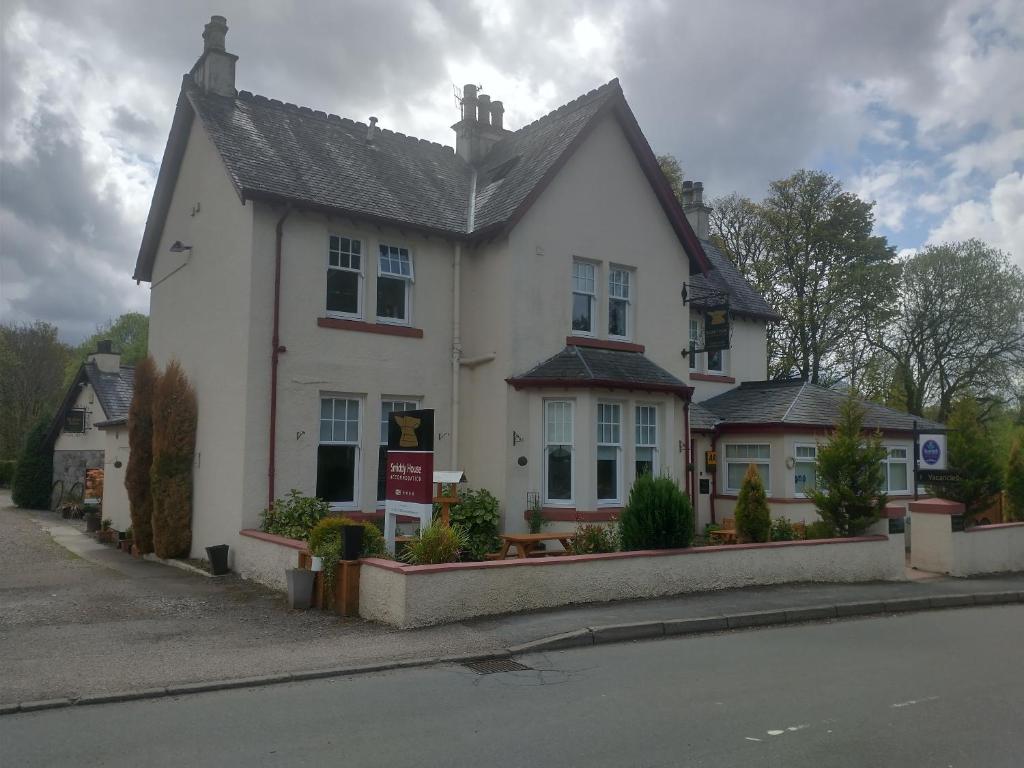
240, 529, 308, 552
360, 534, 889, 575
507, 376, 694, 400
317, 317, 424, 338
884, 504, 908, 519
715, 495, 813, 505
966, 522, 1024, 532
566, 336, 645, 353
713, 422, 923, 437
909, 498, 965, 516
690, 372, 736, 384
522, 508, 621, 522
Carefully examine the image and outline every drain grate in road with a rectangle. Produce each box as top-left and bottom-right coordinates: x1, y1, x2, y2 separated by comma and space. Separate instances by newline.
464, 658, 531, 675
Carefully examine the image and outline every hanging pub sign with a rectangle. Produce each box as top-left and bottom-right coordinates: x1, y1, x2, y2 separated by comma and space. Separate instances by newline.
917, 434, 947, 471
703, 305, 731, 352
384, 408, 434, 520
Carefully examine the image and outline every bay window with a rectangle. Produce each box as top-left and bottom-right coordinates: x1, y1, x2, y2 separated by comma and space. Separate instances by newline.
326, 235, 362, 317
545, 401, 574, 503
724, 443, 770, 493
377, 244, 413, 323
635, 405, 658, 478
571, 260, 596, 334
596, 403, 622, 503
317, 397, 360, 507
377, 399, 419, 501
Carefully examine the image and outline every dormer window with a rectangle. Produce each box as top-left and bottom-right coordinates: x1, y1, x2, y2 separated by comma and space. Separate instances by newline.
64, 408, 87, 433
571, 260, 596, 335
377, 244, 413, 324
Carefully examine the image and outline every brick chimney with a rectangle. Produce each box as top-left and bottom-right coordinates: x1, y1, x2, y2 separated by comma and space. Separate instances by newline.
682, 180, 711, 240
88, 340, 121, 374
452, 83, 511, 164
190, 15, 237, 97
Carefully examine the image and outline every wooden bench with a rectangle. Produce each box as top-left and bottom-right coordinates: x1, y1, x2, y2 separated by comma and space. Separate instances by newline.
490, 532, 577, 559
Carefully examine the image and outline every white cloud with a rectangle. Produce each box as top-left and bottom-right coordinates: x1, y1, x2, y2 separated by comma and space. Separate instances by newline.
927, 171, 1024, 267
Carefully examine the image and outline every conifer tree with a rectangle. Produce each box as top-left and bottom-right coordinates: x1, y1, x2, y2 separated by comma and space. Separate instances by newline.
150, 360, 197, 559
937, 396, 1002, 519
734, 463, 771, 543
125, 356, 158, 553
12, 417, 53, 509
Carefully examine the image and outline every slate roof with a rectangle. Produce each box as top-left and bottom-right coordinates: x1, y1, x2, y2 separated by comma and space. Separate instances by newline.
699, 379, 945, 433
509, 345, 692, 396
688, 239, 781, 321
87, 364, 136, 426
688, 402, 721, 432
135, 76, 713, 281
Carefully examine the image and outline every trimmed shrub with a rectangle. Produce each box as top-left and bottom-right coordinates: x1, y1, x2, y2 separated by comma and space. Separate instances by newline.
11, 417, 52, 509
446, 486, 501, 561
805, 520, 837, 540
308, 516, 385, 557
569, 521, 618, 554
1006, 437, 1024, 523
401, 522, 468, 565
770, 516, 798, 542
735, 463, 771, 543
810, 395, 887, 536
150, 360, 197, 559
261, 489, 329, 540
0, 460, 15, 488
125, 356, 158, 554
619, 474, 693, 551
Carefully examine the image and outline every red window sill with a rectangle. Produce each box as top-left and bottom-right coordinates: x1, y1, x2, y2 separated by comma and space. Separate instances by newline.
566, 336, 645, 353
318, 317, 424, 338
522, 507, 623, 522
690, 372, 736, 383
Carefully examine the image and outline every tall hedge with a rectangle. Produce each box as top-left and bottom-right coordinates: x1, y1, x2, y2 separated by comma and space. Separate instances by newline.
150, 360, 197, 559
1006, 437, 1024, 523
11, 417, 53, 509
734, 463, 771, 543
125, 356, 158, 553
619, 474, 693, 550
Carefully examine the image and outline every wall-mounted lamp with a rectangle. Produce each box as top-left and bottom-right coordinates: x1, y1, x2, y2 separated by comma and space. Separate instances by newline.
169, 240, 193, 253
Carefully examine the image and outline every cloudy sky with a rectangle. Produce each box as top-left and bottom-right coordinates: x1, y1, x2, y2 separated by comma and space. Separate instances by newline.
1, 0, 1022, 342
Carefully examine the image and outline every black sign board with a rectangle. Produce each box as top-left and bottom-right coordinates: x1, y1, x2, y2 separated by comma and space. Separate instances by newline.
386, 409, 434, 452
699, 478, 711, 495
64, 409, 86, 433
703, 305, 730, 352
917, 469, 964, 483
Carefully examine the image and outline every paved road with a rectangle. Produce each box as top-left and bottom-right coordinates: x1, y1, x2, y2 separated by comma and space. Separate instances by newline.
3, 606, 1021, 767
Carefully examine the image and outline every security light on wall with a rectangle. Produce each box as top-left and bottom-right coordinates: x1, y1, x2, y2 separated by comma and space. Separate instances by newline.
169, 241, 193, 253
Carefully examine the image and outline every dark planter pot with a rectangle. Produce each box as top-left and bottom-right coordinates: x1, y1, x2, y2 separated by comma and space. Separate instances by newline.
85, 513, 101, 533
286, 568, 316, 610
205, 545, 230, 576
343, 525, 364, 561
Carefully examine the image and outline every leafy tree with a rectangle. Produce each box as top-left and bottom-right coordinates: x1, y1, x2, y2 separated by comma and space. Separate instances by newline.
0, 322, 71, 460
1006, 437, 1024, 522
150, 360, 197, 559
734, 463, 771, 543
936, 396, 1003, 519
126, 356, 158, 553
657, 153, 684, 202
11, 417, 54, 509
619, 474, 693, 550
810, 396, 888, 536
870, 241, 1024, 422
63, 313, 149, 387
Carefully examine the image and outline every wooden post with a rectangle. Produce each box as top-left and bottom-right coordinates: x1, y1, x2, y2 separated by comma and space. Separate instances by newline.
433, 482, 460, 527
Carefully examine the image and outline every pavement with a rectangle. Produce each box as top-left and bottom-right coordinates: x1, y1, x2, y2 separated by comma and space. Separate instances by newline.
3, 489, 1023, 714
3, 606, 1022, 767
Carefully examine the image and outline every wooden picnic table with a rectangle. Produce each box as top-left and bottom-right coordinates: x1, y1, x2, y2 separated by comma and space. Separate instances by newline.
493, 531, 576, 559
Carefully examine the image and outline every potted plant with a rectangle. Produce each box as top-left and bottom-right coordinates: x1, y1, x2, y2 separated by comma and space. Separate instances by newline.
98, 518, 116, 544
205, 544, 230, 576
84, 508, 101, 533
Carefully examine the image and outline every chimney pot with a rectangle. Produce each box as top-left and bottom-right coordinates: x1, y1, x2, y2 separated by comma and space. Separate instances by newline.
96, 340, 113, 354
477, 94, 491, 126
203, 15, 228, 52
693, 181, 704, 205
367, 116, 378, 143
681, 180, 693, 205
490, 100, 504, 130
462, 84, 478, 122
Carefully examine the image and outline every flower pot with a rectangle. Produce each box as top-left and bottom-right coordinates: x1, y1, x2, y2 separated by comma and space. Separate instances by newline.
310, 556, 323, 572
85, 513, 101, 533
205, 544, 230, 576
342, 525, 364, 561
286, 568, 316, 610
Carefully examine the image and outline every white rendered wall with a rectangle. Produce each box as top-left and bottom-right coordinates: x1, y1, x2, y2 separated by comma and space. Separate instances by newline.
235, 532, 304, 592
953, 524, 1024, 575
53, 383, 108, 452
100, 426, 131, 531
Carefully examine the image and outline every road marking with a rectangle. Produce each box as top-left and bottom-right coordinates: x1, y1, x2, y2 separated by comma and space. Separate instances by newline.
767, 730, 785, 736
787, 724, 810, 732
745, 737, 762, 742
891, 696, 939, 708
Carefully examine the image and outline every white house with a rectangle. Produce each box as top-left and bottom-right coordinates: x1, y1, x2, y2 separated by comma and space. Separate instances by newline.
134, 17, 937, 558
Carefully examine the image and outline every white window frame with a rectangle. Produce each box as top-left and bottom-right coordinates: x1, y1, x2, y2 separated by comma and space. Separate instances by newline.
318, 395, 362, 511
608, 267, 632, 341
881, 445, 910, 494
634, 404, 658, 479
377, 398, 420, 503
688, 318, 700, 371
326, 234, 363, 319
723, 443, 771, 494
376, 244, 414, 325
571, 259, 597, 336
793, 443, 817, 497
544, 400, 575, 506
596, 402, 623, 505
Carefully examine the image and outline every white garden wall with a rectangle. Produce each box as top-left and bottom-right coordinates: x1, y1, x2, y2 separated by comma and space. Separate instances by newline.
236, 530, 306, 592
910, 499, 1024, 577
360, 521, 903, 628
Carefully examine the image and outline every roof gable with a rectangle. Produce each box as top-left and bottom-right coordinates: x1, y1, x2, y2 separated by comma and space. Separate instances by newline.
46, 363, 136, 443
134, 77, 712, 282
